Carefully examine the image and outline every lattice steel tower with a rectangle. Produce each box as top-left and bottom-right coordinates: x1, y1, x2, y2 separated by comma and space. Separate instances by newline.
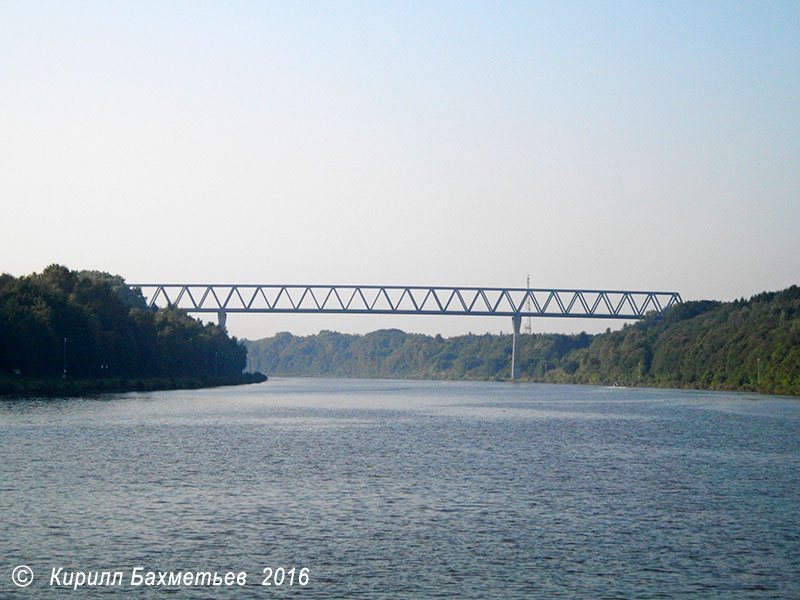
524, 274, 532, 334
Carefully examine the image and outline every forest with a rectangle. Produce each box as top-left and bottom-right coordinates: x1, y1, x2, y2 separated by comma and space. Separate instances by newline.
0, 265, 254, 394
246, 285, 800, 396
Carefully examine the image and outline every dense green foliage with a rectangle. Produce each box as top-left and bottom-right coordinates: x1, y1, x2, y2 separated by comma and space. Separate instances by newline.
247, 329, 590, 381
559, 287, 799, 394
0, 265, 246, 381
246, 286, 800, 395
245, 329, 591, 379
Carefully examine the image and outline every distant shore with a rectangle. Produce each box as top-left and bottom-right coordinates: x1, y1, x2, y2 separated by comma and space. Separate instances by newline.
0, 372, 268, 399
255, 372, 799, 398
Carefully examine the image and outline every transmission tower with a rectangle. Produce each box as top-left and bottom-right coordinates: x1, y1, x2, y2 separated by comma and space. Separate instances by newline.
524, 274, 532, 334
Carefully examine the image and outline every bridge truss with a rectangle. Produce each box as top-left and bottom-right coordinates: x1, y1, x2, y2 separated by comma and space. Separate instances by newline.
129, 284, 682, 380
130, 284, 681, 320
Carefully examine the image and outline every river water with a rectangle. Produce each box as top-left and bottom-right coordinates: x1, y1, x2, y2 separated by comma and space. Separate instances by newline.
1, 378, 798, 598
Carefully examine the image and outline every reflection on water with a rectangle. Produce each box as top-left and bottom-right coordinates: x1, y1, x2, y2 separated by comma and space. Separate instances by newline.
1, 379, 799, 598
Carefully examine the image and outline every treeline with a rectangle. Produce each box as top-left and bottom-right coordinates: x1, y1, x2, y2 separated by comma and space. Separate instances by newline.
0, 265, 247, 382
246, 329, 591, 381
245, 285, 800, 395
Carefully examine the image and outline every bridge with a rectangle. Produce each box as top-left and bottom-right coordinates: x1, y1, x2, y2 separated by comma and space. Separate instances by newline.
130, 284, 682, 379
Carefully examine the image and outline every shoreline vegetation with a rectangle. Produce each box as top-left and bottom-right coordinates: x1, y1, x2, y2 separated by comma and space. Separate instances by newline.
0, 372, 268, 399
1, 265, 264, 399
246, 285, 800, 397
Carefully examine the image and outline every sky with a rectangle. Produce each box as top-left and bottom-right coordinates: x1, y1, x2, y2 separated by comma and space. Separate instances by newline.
2, 1, 798, 340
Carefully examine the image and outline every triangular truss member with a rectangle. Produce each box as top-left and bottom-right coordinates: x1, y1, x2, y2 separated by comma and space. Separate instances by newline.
211, 286, 233, 310
563, 292, 589, 315
272, 287, 297, 310
324, 287, 347, 311
602, 293, 623, 316
255, 287, 277, 310
305, 287, 331, 310
479, 289, 502, 313
531, 291, 554, 314
506, 290, 528, 314
153, 286, 171, 307
463, 289, 483, 312
178, 286, 202, 310
598, 292, 617, 316
363, 287, 394, 311
527, 290, 544, 314
618, 292, 639, 316
244, 287, 270, 310
631, 294, 654, 315
664, 293, 682, 309
166, 286, 185, 308
582, 292, 603, 316
391, 288, 419, 312
293, 287, 316, 311
534, 291, 562, 314
352, 287, 371, 311
172, 286, 188, 308
335, 288, 358, 311
417, 288, 443, 312
649, 294, 663, 313
219, 286, 247, 310
437, 289, 458, 312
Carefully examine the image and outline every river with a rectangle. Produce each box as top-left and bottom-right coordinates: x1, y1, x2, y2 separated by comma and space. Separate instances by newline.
1, 378, 798, 598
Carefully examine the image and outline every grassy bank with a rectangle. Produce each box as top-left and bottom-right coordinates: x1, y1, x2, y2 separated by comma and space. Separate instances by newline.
0, 372, 267, 398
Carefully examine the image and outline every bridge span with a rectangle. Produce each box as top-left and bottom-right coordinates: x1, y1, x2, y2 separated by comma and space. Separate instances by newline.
130, 284, 682, 379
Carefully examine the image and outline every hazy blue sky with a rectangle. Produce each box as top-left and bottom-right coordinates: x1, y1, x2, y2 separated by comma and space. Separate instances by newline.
2, 1, 798, 339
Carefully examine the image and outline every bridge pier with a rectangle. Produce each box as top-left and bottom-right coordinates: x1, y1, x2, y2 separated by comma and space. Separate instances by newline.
217, 310, 227, 331
511, 314, 521, 380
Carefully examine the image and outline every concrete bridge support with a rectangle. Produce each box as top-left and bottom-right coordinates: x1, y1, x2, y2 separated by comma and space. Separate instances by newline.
511, 314, 521, 380
217, 310, 227, 331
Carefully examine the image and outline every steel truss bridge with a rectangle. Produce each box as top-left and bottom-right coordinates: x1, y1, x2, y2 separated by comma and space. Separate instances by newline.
130, 284, 682, 379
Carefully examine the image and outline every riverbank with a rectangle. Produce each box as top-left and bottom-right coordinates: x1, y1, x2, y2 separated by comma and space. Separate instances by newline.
0, 372, 268, 398
255, 371, 799, 398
